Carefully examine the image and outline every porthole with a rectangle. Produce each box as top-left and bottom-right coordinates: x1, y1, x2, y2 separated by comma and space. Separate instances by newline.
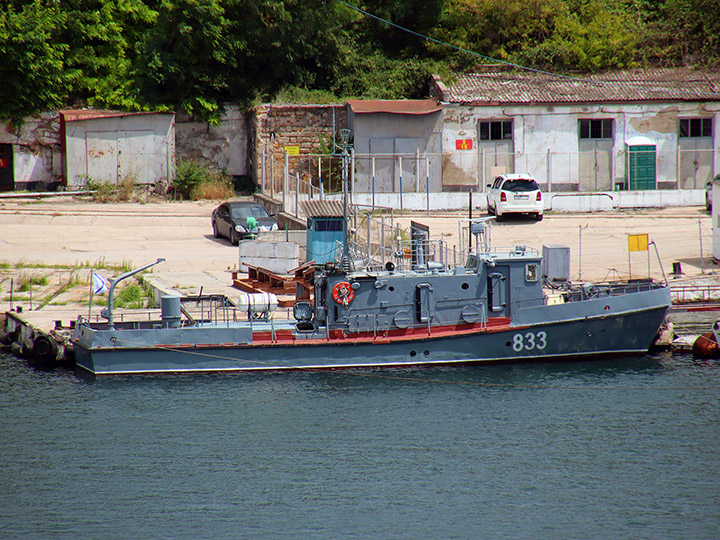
410, 350, 417, 357
461, 282, 469, 290
424, 350, 430, 356
389, 286, 395, 292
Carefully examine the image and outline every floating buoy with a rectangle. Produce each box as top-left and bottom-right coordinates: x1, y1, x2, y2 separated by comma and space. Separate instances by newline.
693, 333, 720, 358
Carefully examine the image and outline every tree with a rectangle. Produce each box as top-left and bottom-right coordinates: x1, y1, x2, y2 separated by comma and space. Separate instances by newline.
0, 2, 71, 127
60, 0, 157, 110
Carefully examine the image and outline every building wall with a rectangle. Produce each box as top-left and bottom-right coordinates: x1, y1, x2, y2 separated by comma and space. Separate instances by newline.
175, 107, 248, 177
64, 113, 175, 187
249, 103, 347, 194
441, 102, 720, 192
0, 112, 61, 190
350, 110, 443, 194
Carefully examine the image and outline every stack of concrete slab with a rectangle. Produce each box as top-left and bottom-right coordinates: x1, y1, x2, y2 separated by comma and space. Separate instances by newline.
238, 241, 299, 274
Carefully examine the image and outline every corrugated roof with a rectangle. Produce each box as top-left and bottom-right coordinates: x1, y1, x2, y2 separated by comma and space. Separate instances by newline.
59, 109, 168, 122
440, 67, 720, 105
300, 200, 345, 218
347, 99, 442, 115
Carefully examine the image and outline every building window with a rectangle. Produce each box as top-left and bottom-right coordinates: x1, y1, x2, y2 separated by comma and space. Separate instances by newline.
579, 119, 613, 139
679, 118, 712, 138
479, 120, 512, 141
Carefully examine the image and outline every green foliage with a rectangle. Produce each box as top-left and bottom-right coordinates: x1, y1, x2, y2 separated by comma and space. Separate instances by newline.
172, 159, 208, 199
644, 0, 720, 66
0, 2, 71, 127
333, 48, 438, 99
172, 159, 234, 200
82, 176, 143, 203
16, 273, 48, 292
515, 0, 640, 72
0, 0, 718, 124
59, 0, 157, 111
115, 283, 144, 308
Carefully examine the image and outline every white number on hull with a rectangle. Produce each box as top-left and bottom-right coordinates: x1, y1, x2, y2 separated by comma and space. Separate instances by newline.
511, 331, 548, 352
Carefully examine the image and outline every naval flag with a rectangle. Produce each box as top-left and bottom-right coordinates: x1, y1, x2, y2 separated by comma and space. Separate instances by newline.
92, 272, 110, 295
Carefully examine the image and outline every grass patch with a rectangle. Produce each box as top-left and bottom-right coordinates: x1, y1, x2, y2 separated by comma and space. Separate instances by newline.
16, 274, 49, 292
114, 282, 153, 309
6, 259, 134, 272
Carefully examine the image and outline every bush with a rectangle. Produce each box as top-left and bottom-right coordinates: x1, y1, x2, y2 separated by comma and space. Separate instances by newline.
172, 159, 234, 200
115, 284, 144, 308
83, 176, 144, 203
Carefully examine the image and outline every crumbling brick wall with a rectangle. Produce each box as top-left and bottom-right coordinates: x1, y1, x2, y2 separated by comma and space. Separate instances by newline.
250, 103, 347, 194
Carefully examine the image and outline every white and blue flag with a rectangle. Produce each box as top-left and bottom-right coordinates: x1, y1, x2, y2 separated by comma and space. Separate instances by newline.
92, 272, 109, 295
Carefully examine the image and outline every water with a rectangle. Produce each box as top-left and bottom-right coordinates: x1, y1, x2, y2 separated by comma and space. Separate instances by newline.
1, 351, 719, 540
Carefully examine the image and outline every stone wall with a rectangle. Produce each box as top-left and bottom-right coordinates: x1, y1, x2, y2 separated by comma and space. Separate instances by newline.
0, 112, 62, 190
175, 107, 249, 178
249, 103, 347, 193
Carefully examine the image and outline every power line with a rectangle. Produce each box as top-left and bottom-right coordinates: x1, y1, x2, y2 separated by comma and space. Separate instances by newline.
336, 0, 720, 98
336, 0, 583, 82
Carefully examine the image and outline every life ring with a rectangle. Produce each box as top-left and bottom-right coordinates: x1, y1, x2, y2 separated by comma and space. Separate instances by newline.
332, 281, 355, 305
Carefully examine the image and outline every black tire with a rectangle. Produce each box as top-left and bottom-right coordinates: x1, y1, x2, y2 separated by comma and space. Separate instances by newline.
212, 221, 220, 238
32, 334, 58, 368
230, 229, 239, 245
535, 213, 544, 221
495, 212, 503, 222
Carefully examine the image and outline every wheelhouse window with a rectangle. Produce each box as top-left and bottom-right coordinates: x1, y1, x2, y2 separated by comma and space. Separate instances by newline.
479, 120, 512, 141
679, 118, 712, 138
579, 119, 613, 139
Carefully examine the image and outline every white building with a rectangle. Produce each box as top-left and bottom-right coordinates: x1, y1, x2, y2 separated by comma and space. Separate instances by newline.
431, 67, 720, 195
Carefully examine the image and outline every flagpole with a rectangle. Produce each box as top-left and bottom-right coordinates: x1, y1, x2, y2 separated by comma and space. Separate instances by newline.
88, 271, 95, 321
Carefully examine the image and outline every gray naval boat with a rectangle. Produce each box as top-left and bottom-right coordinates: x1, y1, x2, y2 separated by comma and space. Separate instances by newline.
71, 220, 671, 376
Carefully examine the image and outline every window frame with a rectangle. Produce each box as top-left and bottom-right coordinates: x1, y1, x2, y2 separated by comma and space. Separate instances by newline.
479, 120, 513, 141
679, 118, 712, 138
578, 119, 614, 140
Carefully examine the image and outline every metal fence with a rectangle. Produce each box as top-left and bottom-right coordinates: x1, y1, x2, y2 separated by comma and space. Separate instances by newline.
259, 146, 716, 211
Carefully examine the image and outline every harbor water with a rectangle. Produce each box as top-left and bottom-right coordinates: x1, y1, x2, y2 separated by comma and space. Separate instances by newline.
1, 351, 719, 540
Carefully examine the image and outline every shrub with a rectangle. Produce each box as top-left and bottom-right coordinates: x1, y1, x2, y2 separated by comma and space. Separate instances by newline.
115, 284, 144, 308
173, 159, 234, 200
83, 176, 141, 203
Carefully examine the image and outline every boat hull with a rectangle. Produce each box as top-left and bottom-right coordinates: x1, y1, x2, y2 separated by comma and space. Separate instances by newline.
73, 298, 669, 375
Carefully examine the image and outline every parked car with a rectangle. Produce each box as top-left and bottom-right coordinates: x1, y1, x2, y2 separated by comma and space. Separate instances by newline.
706, 174, 719, 211
486, 173, 544, 221
211, 201, 278, 245
707, 181, 712, 211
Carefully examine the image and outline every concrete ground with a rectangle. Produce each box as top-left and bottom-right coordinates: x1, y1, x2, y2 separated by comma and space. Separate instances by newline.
0, 195, 717, 332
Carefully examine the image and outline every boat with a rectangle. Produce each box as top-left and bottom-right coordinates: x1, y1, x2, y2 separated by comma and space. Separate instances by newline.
70, 219, 671, 376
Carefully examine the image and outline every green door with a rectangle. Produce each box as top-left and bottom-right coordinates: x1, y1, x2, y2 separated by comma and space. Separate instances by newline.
627, 145, 656, 190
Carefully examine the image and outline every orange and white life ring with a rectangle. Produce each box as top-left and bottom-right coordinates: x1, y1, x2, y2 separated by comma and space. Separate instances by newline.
332, 281, 355, 305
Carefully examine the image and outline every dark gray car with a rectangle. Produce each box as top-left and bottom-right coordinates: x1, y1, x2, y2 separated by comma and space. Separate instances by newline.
211, 201, 278, 244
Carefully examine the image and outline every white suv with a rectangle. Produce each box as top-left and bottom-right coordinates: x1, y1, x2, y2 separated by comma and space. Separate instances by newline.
486, 173, 544, 221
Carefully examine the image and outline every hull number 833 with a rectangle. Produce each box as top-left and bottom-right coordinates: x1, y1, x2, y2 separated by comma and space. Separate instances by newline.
512, 331, 548, 352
